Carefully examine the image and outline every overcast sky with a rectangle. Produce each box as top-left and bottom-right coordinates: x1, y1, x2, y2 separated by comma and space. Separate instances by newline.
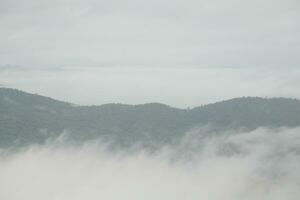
1, 0, 299, 68
0, 0, 300, 106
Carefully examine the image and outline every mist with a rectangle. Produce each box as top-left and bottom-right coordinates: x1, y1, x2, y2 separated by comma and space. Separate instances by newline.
1, 127, 300, 200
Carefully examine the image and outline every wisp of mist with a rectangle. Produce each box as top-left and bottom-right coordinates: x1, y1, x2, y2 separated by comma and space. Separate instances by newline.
0, 127, 300, 200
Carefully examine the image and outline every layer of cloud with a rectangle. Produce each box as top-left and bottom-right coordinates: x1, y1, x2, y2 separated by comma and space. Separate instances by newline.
0, 0, 299, 68
0, 127, 300, 200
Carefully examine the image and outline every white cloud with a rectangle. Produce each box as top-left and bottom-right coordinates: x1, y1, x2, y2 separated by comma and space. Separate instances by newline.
1, 127, 300, 200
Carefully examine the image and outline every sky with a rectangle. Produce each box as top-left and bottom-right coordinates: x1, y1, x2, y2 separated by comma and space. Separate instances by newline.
1, 0, 299, 68
0, 0, 300, 106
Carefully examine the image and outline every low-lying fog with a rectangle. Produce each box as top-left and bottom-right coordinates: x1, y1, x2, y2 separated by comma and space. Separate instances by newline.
1, 127, 300, 200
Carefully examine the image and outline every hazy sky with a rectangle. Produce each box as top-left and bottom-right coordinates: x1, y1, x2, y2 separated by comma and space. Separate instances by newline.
1, 0, 300, 106
1, 0, 299, 68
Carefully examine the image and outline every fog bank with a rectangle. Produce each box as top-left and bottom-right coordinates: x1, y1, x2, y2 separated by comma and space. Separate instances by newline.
0, 127, 300, 200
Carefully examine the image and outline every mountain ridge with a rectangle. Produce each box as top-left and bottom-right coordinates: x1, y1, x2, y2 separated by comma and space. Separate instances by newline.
1, 87, 300, 148
2, 87, 298, 109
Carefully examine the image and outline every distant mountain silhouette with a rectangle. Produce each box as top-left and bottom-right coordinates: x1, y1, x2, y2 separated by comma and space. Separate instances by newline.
1, 88, 300, 148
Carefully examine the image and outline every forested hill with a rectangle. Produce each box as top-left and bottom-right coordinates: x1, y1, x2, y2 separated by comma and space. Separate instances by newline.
1, 88, 300, 147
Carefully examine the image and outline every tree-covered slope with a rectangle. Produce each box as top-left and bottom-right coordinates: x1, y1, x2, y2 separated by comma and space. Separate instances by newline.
190, 97, 300, 129
1, 88, 300, 147
0, 88, 72, 146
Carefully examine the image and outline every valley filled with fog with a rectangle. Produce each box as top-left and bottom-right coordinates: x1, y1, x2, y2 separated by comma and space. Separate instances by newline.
1, 127, 300, 200
1, 89, 300, 199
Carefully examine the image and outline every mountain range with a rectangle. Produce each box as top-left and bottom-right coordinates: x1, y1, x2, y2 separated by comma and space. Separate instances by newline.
1, 88, 300, 148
